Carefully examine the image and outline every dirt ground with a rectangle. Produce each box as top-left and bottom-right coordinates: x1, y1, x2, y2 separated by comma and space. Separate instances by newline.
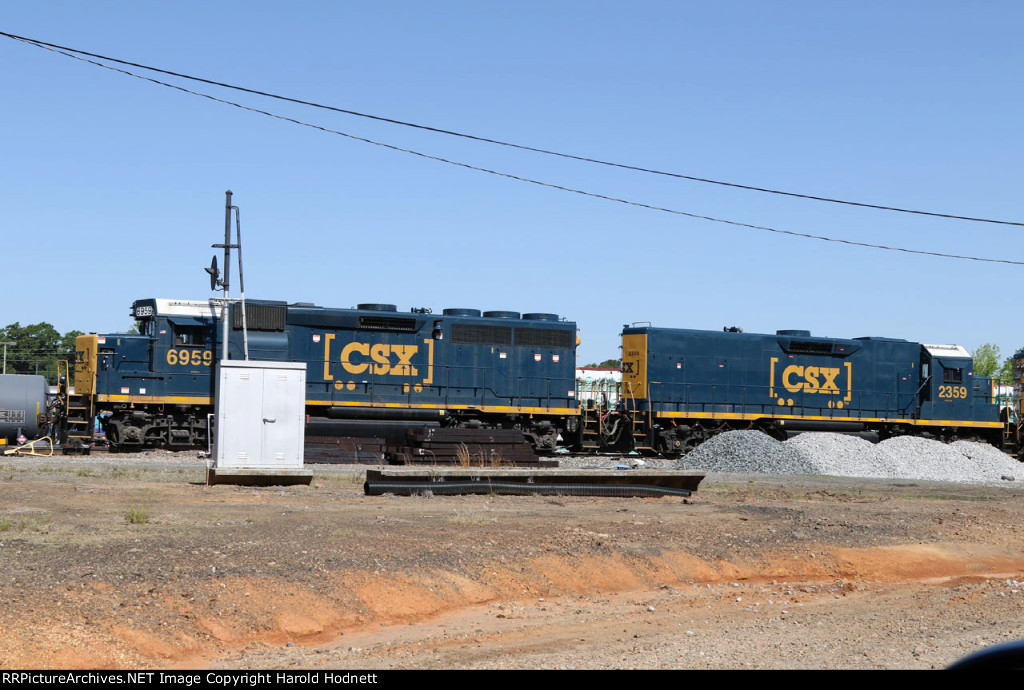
1, 451, 1023, 670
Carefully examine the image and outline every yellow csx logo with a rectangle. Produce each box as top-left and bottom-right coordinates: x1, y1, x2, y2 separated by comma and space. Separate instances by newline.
322, 334, 434, 384
340, 342, 419, 376
781, 365, 841, 394
770, 358, 852, 409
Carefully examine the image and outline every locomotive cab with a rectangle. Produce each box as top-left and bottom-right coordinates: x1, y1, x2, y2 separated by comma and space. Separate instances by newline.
918, 344, 999, 441
81, 299, 220, 449
132, 298, 218, 375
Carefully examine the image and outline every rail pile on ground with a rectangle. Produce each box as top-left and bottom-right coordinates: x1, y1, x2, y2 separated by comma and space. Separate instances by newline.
304, 435, 386, 464
390, 427, 553, 467
673, 430, 1020, 485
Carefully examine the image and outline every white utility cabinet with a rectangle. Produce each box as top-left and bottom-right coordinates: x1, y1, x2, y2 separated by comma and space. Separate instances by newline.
208, 359, 312, 485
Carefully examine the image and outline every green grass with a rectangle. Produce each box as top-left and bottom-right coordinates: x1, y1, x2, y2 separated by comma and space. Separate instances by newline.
4, 515, 49, 533
127, 504, 149, 524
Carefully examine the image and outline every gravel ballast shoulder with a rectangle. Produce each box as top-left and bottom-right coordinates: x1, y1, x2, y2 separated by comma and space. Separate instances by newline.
673, 430, 817, 475
663, 430, 1020, 485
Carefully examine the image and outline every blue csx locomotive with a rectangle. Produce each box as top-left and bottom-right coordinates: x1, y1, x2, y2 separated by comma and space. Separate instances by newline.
615, 326, 1008, 455
65, 298, 1012, 455
68, 298, 579, 451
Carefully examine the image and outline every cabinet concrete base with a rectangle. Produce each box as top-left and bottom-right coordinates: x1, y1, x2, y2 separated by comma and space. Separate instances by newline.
206, 467, 313, 486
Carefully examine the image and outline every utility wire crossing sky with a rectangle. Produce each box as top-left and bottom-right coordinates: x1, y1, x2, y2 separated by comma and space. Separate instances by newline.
4, 30, 1022, 267
4, 3, 1022, 361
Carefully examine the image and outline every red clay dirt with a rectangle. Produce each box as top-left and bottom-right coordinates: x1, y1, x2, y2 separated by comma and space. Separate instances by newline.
0, 453, 1022, 669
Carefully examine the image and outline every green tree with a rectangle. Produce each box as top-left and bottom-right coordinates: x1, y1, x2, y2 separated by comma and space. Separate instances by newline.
583, 359, 621, 369
973, 343, 1001, 378
1, 322, 81, 383
61, 329, 84, 353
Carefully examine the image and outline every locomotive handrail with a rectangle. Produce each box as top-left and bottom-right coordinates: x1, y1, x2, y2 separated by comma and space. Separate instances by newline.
56, 359, 70, 410
327, 362, 573, 411
640, 379, 946, 421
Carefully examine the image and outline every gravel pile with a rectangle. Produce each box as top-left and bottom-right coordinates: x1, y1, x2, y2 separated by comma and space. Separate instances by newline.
674, 430, 818, 475
785, 433, 892, 478
669, 431, 1020, 485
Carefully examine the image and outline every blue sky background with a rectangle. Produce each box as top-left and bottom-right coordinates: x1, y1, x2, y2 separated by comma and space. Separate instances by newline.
3, 1, 1022, 363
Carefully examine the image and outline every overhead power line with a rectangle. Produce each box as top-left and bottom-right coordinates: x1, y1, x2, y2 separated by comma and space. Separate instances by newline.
3, 30, 1023, 229
5, 32, 1024, 266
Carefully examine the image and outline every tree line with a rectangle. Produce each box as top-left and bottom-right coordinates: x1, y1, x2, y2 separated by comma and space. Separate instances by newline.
582, 359, 621, 368
0, 322, 83, 384
972, 343, 1018, 385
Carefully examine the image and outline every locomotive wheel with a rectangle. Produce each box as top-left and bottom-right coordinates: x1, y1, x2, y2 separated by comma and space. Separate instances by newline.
681, 425, 707, 453
656, 431, 684, 458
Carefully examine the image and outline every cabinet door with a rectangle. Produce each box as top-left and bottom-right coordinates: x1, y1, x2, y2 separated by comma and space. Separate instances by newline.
216, 367, 266, 467
260, 368, 305, 466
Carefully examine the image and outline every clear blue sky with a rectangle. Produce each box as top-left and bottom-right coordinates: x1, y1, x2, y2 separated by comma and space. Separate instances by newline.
3, 1, 1023, 364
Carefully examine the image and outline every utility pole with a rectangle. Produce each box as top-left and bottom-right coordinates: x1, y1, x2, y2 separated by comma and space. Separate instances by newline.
0, 341, 13, 374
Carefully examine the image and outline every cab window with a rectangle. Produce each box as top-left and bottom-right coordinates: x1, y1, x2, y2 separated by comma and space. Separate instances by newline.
943, 368, 963, 384
174, 325, 208, 346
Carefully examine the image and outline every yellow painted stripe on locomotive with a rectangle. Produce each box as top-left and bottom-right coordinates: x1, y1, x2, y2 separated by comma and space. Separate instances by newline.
655, 410, 1002, 428
912, 419, 1003, 428
91, 394, 997, 428
98, 394, 213, 405
306, 400, 577, 415
97, 395, 574, 416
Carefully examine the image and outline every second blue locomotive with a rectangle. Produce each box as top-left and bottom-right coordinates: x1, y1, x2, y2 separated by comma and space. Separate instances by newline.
611, 325, 1006, 454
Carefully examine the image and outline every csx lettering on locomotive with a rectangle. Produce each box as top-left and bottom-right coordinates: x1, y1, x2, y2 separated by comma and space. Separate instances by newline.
769, 358, 853, 403
782, 365, 841, 394
321, 334, 434, 383
339, 342, 419, 376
